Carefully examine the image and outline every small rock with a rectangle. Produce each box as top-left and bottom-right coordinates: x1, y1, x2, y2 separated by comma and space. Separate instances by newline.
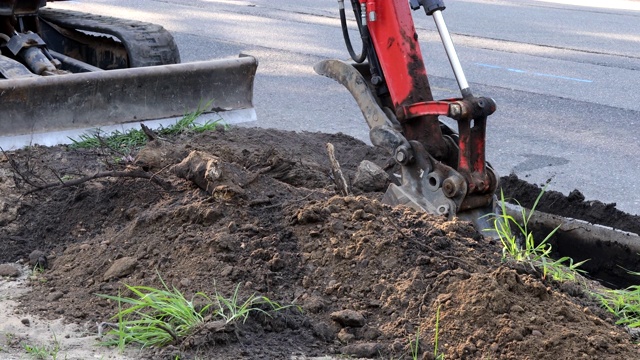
303, 296, 327, 313
221, 265, 233, 277
341, 342, 381, 358
490, 343, 499, 352
311, 321, 336, 342
628, 327, 640, 339
463, 342, 477, 353
21, 318, 30, 327
103, 257, 138, 281
0, 263, 21, 278
337, 328, 355, 344
46, 291, 64, 302
531, 330, 543, 337
330, 309, 366, 327
361, 327, 382, 340
28, 250, 47, 269
180, 278, 192, 287
268, 255, 286, 271
353, 160, 389, 192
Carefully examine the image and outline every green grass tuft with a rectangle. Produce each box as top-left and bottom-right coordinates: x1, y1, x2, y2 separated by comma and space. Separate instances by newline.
488, 187, 587, 283
491, 188, 555, 263
22, 335, 61, 360
97, 275, 294, 349
597, 286, 640, 328
596, 270, 640, 328
97, 277, 214, 348
69, 100, 225, 152
434, 305, 445, 360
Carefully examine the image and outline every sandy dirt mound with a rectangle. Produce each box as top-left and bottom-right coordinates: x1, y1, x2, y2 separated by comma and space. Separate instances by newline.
1, 127, 639, 359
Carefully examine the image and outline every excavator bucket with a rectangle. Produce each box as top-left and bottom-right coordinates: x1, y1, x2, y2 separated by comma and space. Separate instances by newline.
0, 56, 257, 149
0, 5, 257, 149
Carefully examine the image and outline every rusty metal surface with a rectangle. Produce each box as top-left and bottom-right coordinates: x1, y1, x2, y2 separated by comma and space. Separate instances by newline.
0, 55, 257, 138
0, 54, 36, 78
39, 19, 129, 70
382, 140, 467, 218
314, 59, 388, 130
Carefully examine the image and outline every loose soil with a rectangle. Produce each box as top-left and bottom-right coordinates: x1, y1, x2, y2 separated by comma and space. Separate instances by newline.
1, 127, 639, 359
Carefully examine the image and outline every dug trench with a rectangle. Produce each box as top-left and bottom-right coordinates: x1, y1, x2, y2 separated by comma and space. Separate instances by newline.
500, 175, 640, 289
1, 127, 639, 359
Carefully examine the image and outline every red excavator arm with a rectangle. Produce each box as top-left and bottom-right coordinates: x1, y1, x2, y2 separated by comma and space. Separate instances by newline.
316, 0, 498, 226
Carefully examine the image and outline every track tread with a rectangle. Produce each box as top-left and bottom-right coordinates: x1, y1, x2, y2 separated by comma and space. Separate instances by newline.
38, 8, 180, 67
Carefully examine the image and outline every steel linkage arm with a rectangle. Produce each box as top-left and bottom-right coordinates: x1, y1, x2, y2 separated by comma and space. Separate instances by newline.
317, 0, 498, 220
365, 0, 497, 199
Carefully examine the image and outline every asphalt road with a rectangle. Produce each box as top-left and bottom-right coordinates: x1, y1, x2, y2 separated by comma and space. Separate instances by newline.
50, 0, 640, 215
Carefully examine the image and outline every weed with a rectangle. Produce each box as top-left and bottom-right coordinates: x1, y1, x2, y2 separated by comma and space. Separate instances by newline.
172, 99, 224, 134
69, 100, 224, 152
409, 326, 420, 360
32, 263, 45, 275
541, 256, 588, 282
97, 276, 213, 348
434, 305, 444, 360
597, 286, 640, 327
213, 283, 292, 324
490, 189, 640, 330
97, 276, 292, 349
597, 269, 640, 329
69, 127, 147, 152
24, 343, 49, 359
5, 332, 15, 343
491, 189, 555, 263
488, 188, 587, 283
23, 336, 60, 360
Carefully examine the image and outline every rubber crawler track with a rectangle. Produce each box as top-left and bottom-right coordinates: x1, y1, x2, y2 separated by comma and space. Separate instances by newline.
39, 8, 180, 67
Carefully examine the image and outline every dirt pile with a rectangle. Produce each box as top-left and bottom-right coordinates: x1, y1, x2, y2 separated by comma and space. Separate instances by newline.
1, 127, 639, 359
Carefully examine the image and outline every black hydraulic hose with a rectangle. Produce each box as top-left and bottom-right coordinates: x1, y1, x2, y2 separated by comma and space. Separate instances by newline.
339, 0, 368, 63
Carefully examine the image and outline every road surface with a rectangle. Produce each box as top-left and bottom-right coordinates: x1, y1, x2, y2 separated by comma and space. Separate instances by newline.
49, 0, 640, 215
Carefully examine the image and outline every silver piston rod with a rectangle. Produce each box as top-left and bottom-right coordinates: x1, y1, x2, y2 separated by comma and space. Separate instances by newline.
411, 0, 473, 98
431, 9, 471, 97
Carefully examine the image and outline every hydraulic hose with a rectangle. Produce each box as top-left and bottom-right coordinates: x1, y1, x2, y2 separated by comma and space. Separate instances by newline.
339, 0, 369, 63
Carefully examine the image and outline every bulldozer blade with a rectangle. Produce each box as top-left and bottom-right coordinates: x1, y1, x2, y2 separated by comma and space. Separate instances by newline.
0, 55, 257, 149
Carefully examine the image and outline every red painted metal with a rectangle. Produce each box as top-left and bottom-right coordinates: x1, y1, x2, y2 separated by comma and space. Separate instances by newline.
363, 0, 452, 160
363, 0, 433, 110
401, 101, 450, 118
458, 117, 489, 192
363, 0, 495, 198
